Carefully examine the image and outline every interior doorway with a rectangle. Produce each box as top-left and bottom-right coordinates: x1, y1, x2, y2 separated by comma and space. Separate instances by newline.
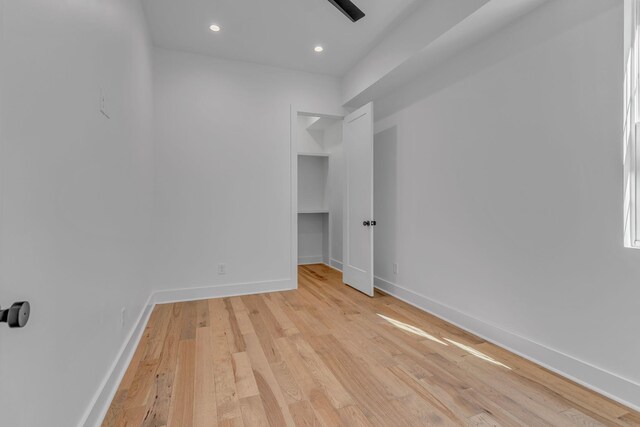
291, 103, 376, 296
292, 111, 344, 280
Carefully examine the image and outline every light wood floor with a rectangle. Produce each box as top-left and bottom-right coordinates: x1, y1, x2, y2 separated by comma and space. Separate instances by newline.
103, 264, 640, 427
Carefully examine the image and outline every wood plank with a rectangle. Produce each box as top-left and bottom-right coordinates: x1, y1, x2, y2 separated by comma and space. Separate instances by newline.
225, 298, 247, 352
239, 395, 270, 427
273, 336, 348, 424
467, 412, 504, 427
101, 389, 128, 427
560, 408, 607, 427
241, 295, 283, 362
196, 300, 210, 328
218, 417, 244, 427
232, 352, 260, 399
244, 333, 296, 426
194, 326, 217, 427
287, 334, 355, 409
263, 293, 300, 336
307, 333, 422, 426
289, 400, 322, 427
141, 303, 183, 427
180, 302, 197, 341
338, 405, 374, 427
270, 359, 305, 404
119, 406, 148, 427
210, 300, 242, 422
167, 339, 196, 427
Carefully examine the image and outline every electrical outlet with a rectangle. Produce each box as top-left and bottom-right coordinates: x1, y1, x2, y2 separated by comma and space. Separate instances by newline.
218, 264, 227, 275
393, 263, 398, 275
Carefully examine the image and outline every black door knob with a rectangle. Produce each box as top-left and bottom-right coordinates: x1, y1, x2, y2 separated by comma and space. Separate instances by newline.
0, 301, 30, 328
363, 221, 370, 226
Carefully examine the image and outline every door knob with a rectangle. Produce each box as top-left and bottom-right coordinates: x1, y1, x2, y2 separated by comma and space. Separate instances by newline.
363, 221, 370, 226
0, 301, 30, 328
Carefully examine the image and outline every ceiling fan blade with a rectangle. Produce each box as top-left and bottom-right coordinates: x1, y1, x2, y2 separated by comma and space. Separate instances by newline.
327, 0, 365, 22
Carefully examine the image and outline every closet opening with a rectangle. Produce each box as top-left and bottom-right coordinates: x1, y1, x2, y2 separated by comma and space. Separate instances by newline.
293, 112, 344, 278
291, 103, 375, 296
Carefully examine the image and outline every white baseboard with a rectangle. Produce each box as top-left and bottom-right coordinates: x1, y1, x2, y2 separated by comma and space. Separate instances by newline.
374, 276, 640, 412
81, 278, 294, 426
80, 298, 154, 427
329, 258, 343, 271
296, 260, 342, 274
151, 278, 294, 304
298, 255, 324, 265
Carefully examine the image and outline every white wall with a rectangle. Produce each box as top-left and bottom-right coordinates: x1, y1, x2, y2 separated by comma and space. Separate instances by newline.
298, 154, 329, 265
153, 48, 342, 291
298, 156, 329, 211
298, 214, 327, 264
0, 0, 155, 425
297, 116, 325, 153
374, 0, 640, 409
325, 121, 344, 268
342, 0, 489, 105
374, 126, 398, 282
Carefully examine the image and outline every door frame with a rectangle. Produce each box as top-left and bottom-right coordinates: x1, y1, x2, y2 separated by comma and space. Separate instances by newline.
290, 106, 344, 289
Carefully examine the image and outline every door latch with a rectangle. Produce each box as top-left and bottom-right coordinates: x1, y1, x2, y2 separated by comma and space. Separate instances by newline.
0, 301, 30, 328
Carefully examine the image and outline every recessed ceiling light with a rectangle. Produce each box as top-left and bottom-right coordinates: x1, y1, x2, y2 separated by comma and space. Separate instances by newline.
314, 46, 324, 53
209, 24, 221, 32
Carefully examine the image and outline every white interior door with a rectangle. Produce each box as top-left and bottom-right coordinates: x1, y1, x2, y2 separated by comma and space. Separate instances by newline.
342, 102, 374, 296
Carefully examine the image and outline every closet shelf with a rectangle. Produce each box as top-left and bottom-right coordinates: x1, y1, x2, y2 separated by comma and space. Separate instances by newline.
298, 152, 329, 158
298, 209, 329, 214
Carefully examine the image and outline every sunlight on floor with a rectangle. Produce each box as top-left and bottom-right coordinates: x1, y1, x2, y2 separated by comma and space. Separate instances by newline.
377, 313, 449, 345
444, 338, 511, 370
377, 313, 511, 369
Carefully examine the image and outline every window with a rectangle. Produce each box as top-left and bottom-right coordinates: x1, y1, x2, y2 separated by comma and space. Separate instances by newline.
624, 0, 640, 248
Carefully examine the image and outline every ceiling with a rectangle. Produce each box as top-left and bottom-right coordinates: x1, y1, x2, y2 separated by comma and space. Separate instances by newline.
141, 0, 420, 76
